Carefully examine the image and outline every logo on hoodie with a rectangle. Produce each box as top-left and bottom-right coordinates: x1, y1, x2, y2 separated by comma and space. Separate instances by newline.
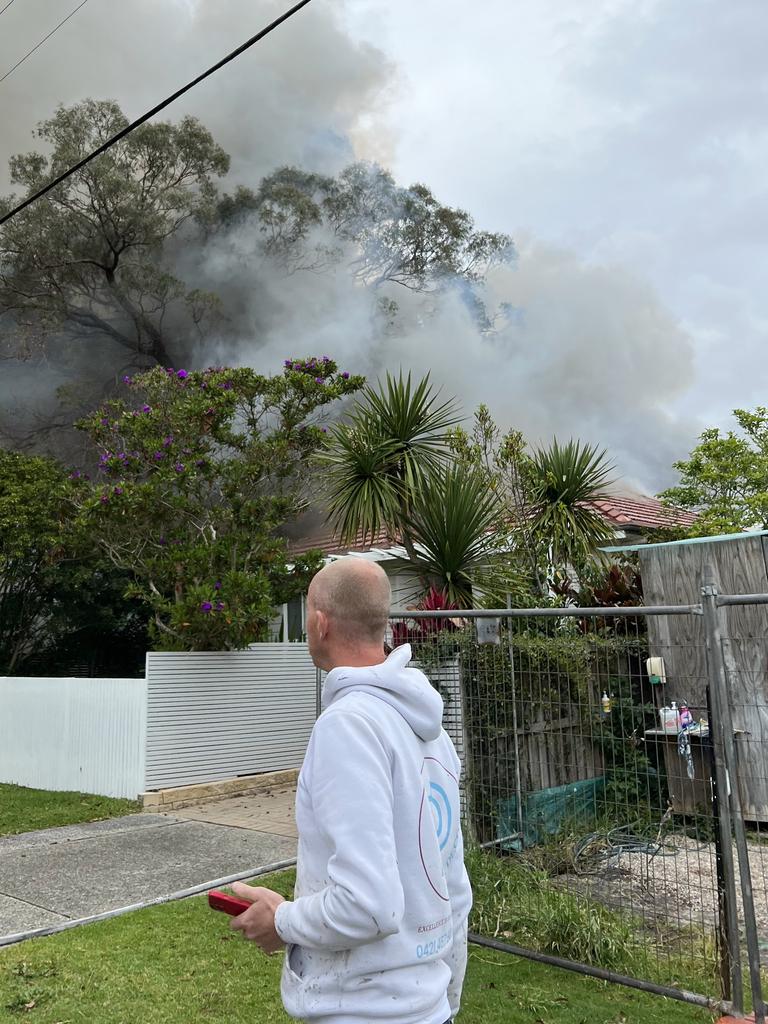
418, 757, 458, 901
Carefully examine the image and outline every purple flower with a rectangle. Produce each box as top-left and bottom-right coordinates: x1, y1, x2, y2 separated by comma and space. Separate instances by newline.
320, 427, 328, 433
341, 371, 350, 380
166, 367, 175, 374
284, 359, 292, 367
322, 355, 330, 363
99, 494, 109, 504
100, 418, 109, 426
222, 381, 233, 390
201, 601, 213, 613
122, 375, 132, 384
174, 462, 185, 473
216, 601, 225, 611
118, 452, 127, 462
69, 470, 81, 479
162, 436, 174, 448
154, 451, 165, 461
177, 369, 188, 380
315, 377, 324, 384
99, 453, 109, 465
142, 404, 151, 413
195, 459, 206, 468
113, 486, 123, 496
214, 581, 222, 590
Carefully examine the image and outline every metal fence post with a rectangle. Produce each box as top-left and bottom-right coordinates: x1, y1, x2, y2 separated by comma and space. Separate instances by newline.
701, 578, 744, 1014
505, 597, 524, 848
702, 570, 766, 1023
708, 577, 765, 1024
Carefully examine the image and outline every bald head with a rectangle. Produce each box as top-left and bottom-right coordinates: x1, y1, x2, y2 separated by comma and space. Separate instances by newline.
308, 557, 391, 650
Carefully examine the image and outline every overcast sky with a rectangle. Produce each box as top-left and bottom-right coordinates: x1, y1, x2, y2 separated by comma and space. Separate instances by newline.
1, 0, 766, 488
341, 0, 768, 427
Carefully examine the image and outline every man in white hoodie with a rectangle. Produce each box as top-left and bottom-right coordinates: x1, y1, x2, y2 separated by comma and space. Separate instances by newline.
230, 556, 473, 1024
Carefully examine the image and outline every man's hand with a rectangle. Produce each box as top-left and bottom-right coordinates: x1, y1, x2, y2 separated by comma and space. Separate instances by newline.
230, 882, 286, 954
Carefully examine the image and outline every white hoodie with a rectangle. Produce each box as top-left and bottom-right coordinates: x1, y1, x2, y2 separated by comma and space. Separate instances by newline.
274, 644, 473, 1024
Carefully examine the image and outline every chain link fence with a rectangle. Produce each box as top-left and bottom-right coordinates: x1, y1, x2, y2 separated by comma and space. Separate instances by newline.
389, 578, 768, 1019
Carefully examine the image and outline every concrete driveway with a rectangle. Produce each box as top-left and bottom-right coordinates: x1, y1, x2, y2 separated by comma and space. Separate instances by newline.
0, 787, 298, 941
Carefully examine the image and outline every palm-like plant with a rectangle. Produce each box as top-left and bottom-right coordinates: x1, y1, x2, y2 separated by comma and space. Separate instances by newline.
524, 438, 615, 575
405, 464, 505, 606
323, 372, 459, 554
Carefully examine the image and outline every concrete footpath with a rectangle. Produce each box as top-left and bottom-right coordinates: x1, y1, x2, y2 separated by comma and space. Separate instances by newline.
0, 788, 298, 940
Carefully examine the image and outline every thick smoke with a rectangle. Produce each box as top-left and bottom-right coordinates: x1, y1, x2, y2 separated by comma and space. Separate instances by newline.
0, 0, 699, 489
0, 0, 393, 191
187, 219, 698, 491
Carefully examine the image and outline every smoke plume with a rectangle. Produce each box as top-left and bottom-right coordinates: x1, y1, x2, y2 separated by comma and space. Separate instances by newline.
0, 0, 699, 489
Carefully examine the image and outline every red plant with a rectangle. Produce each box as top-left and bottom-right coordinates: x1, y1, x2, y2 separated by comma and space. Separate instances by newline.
391, 585, 462, 646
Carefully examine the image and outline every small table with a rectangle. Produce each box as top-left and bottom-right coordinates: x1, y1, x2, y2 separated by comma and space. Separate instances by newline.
643, 727, 712, 815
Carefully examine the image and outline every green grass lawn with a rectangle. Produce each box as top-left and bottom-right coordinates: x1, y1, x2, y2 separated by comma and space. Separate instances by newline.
0, 870, 716, 1023
0, 783, 140, 837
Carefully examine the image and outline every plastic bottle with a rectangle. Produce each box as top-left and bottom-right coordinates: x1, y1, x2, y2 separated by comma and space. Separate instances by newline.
601, 691, 612, 714
679, 702, 694, 729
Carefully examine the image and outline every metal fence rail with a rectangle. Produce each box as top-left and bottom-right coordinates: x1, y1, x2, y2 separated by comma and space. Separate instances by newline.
390, 576, 768, 1020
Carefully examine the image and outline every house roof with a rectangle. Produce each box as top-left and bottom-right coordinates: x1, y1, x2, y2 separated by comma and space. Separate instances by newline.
590, 495, 698, 531
287, 494, 697, 559
287, 526, 400, 558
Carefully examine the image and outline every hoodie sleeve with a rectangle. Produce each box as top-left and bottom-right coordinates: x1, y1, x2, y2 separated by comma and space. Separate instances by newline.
274, 708, 405, 951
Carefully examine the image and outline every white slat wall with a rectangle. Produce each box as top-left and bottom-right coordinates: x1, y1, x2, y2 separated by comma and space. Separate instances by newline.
0, 677, 146, 799
144, 646, 318, 790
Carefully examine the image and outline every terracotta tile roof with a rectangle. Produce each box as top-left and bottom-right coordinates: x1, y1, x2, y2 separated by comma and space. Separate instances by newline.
287, 495, 696, 557
588, 495, 697, 530
287, 526, 398, 558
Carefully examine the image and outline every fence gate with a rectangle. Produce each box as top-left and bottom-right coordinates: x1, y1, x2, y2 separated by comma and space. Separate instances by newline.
390, 573, 768, 1021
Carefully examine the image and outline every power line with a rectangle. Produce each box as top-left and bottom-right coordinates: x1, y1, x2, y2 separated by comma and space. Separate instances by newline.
0, 0, 20, 17
0, 0, 90, 84
0, 0, 314, 227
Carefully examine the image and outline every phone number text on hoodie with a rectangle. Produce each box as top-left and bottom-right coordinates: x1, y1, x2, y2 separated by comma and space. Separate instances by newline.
415, 931, 452, 959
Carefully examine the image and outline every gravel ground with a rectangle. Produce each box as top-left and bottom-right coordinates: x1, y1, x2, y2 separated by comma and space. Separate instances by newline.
555, 833, 768, 953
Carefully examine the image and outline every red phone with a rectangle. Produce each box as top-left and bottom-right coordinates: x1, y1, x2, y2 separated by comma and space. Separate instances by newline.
208, 889, 251, 916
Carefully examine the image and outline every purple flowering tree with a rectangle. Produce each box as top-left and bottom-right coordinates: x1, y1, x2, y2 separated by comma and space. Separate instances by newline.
74, 358, 363, 650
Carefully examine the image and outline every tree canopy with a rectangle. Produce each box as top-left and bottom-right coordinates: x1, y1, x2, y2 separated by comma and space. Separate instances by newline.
73, 357, 363, 649
659, 406, 768, 535
1, 100, 229, 367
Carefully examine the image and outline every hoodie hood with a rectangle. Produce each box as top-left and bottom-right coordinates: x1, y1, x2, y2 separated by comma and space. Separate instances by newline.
321, 644, 444, 742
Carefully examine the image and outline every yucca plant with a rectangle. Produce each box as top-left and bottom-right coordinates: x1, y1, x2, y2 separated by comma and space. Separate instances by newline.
404, 464, 505, 607
525, 438, 615, 576
323, 373, 514, 601
323, 371, 459, 558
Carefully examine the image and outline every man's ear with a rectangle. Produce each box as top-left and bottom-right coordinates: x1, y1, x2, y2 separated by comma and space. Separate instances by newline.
316, 609, 329, 640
